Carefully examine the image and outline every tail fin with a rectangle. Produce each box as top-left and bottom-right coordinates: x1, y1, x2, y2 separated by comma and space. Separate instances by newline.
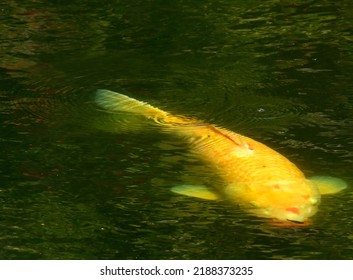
94, 89, 204, 134
94, 89, 171, 133
95, 89, 168, 120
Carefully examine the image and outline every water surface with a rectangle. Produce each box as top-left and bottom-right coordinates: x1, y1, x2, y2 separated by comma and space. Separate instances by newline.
1, 0, 353, 259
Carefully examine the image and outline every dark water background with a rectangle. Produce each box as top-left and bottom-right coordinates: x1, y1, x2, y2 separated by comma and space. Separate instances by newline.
1, 0, 353, 259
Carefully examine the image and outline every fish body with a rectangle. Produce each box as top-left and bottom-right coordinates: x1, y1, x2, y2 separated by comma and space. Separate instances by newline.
95, 89, 347, 224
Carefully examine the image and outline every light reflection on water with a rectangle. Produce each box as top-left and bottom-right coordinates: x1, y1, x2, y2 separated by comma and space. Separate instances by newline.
1, 0, 353, 260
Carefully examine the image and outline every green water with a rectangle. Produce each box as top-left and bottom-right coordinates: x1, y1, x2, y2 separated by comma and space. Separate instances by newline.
1, 0, 353, 259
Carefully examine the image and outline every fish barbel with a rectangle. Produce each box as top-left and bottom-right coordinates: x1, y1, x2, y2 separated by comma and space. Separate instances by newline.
95, 89, 347, 225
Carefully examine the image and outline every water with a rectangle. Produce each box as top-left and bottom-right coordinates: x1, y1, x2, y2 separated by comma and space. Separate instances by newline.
1, 0, 353, 259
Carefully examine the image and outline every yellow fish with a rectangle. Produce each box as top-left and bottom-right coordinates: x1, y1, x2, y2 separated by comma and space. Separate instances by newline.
95, 89, 347, 225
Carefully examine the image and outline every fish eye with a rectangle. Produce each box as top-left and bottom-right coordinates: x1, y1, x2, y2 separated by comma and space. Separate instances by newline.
309, 197, 318, 205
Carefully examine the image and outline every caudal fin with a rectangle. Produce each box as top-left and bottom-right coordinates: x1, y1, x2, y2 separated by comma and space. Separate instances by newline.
94, 89, 171, 133
94, 89, 204, 134
95, 89, 168, 119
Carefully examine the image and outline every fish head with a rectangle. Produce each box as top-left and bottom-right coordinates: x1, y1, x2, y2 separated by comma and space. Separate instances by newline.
252, 178, 321, 223
227, 178, 321, 224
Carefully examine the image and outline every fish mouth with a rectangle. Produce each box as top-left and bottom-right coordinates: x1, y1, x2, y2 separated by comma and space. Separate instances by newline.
287, 219, 305, 224
286, 219, 312, 227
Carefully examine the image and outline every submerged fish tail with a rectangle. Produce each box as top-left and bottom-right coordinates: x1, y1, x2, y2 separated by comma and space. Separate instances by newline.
95, 89, 203, 129
95, 89, 168, 120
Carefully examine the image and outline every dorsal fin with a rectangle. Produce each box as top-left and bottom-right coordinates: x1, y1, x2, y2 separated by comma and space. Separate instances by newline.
208, 126, 254, 150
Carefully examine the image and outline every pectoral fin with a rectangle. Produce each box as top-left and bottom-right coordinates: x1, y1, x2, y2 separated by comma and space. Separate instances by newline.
310, 176, 347, 195
171, 185, 220, 200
